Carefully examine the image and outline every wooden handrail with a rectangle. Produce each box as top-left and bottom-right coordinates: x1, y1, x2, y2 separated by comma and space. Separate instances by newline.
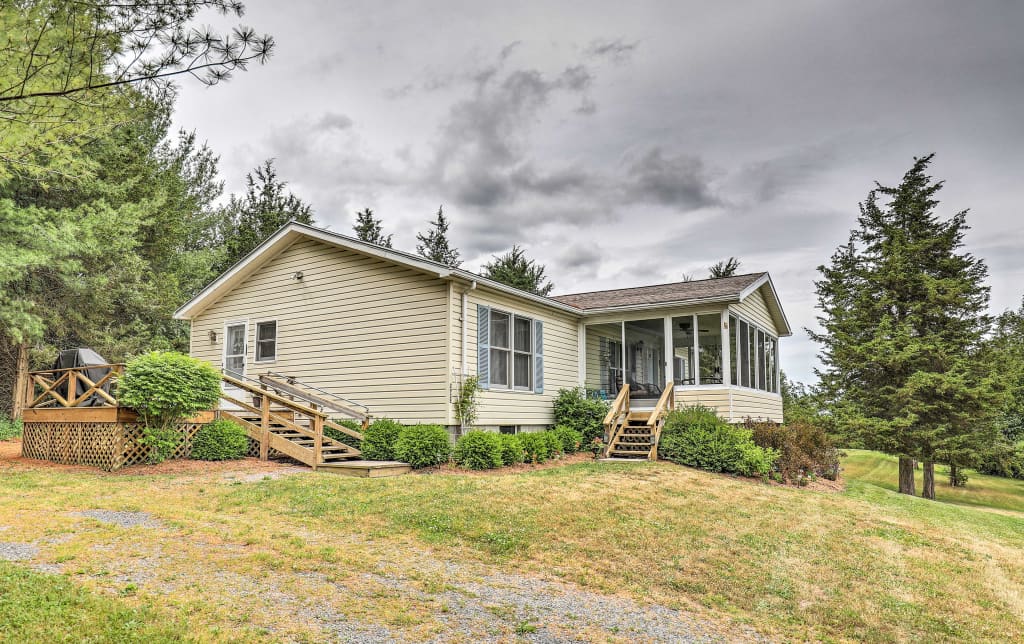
29, 363, 125, 375
602, 384, 630, 426
220, 373, 330, 420
647, 381, 675, 427
27, 364, 124, 409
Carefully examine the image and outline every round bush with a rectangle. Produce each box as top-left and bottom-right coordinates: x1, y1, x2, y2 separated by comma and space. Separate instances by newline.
658, 406, 777, 478
191, 419, 249, 461
543, 430, 564, 458
453, 431, 503, 470
553, 387, 610, 443
359, 418, 403, 460
552, 425, 583, 454
118, 351, 221, 428
518, 432, 550, 464
498, 434, 525, 466
394, 424, 451, 468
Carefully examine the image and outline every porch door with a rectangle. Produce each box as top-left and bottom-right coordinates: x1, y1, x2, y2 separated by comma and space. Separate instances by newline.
623, 318, 666, 401
224, 322, 247, 380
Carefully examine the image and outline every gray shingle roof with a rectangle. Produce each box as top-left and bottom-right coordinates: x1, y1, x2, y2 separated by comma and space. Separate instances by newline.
551, 273, 767, 311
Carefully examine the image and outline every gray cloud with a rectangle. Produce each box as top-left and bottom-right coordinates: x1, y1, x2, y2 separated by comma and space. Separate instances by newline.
623, 148, 719, 209
585, 38, 639, 64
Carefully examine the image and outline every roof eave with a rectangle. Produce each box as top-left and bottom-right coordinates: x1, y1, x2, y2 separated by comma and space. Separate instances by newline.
575, 294, 740, 317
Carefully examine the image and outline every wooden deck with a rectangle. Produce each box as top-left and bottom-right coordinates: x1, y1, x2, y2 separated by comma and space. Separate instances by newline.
16, 362, 408, 475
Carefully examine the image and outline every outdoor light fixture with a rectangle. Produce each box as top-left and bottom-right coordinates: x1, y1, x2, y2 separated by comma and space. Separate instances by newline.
208, 330, 217, 343
293, 271, 304, 281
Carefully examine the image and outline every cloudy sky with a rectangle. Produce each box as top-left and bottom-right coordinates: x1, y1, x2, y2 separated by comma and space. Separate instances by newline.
173, 0, 1024, 383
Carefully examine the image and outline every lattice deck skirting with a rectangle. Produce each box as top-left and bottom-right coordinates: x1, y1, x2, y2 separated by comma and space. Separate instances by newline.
23, 421, 206, 471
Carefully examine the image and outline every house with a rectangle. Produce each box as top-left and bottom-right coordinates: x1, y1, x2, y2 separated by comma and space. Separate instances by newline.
174, 222, 791, 433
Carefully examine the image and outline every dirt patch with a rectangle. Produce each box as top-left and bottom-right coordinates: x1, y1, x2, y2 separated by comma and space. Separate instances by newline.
419, 451, 595, 476
0, 439, 304, 478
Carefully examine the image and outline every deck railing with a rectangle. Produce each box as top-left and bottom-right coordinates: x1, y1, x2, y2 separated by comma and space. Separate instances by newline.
25, 364, 125, 409
646, 381, 675, 461
602, 384, 630, 455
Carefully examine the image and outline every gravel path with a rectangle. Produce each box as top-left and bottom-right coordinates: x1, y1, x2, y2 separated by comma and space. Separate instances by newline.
0, 541, 38, 561
71, 510, 162, 528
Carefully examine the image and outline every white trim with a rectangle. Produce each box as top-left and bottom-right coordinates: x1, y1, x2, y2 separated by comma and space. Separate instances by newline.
720, 309, 731, 387
662, 316, 673, 386
577, 322, 586, 387
737, 273, 792, 337
252, 318, 278, 364
692, 313, 700, 386
222, 319, 248, 378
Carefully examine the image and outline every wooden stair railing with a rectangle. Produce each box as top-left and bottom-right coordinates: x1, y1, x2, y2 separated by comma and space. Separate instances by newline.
219, 373, 364, 470
646, 381, 675, 461
602, 384, 630, 458
257, 374, 370, 428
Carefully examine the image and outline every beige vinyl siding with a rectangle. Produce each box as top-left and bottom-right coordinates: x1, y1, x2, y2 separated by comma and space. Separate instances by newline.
730, 288, 776, 335
730, 387, 783, 423
676, 387, 732, 418
189, 238, 450, 424
450, 286, 580, 427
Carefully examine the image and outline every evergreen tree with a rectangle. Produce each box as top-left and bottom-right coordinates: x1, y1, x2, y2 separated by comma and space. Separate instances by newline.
709, 257, 741, 278
216, 159, 314, 272
810, 155, 1000, 499
780, 372, 823, 427
482, 246, 554, 296
352, 208, 392, 248
415, 206, 461, 267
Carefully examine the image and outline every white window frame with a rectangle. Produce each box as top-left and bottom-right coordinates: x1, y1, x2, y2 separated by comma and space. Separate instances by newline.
489, 308, 534, 392
254, 319, 278, 363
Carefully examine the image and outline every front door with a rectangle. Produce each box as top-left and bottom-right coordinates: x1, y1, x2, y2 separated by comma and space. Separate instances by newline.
224, 322, 247, 380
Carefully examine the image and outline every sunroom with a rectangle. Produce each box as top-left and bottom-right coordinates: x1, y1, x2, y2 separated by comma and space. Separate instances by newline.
556, 273, 790, 423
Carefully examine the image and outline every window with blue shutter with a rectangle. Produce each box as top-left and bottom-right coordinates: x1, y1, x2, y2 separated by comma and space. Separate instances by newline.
533, 319, 544, 394
477, 305, 490, 390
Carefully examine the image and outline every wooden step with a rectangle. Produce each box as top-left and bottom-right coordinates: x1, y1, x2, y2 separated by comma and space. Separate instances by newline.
318, 460, 411, 477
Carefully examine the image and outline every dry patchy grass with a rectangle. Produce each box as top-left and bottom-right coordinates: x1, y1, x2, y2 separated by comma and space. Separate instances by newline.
0, 443, 1021, 642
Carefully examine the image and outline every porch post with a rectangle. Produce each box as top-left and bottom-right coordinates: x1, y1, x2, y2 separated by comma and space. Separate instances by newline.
663, 316, 673, 387
692, 314, 700, 386
12, 342, 29, 419
720, 310, 731, 387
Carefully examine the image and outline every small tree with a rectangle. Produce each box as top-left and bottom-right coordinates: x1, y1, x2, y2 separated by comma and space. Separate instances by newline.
352, 208, 392, 248
709, 257, 741, 278
454, 375, 481, 432
415, 206, 461, 267
118, 352, 221, 463
482, 245, 554, 296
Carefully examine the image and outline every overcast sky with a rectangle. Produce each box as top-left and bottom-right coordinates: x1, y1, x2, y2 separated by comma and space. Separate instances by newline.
173, 0, 1024, 383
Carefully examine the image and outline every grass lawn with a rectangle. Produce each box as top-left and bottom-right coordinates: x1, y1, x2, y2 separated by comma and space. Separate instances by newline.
0, 445, 1021, 642
842, 449, 1024, 513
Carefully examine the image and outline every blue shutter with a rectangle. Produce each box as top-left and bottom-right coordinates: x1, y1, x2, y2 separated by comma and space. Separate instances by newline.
533, 319, 544, 394
477, 305, 490, 390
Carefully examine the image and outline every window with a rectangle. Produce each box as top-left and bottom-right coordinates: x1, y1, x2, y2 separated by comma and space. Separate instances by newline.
738, 320, 750, 388
513, 316, 533, 390
499, 425, 516, 435
487, 309, 536, 390
255, 321, 277, 362
489, 311, 510, 387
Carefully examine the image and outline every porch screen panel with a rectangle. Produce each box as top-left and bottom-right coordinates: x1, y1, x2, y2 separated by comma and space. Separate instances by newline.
738, 321, 750, 388
477, 305, 490, 389
533, 319, 544, 394
756, 330, 766, 391
729, 315, 738, 386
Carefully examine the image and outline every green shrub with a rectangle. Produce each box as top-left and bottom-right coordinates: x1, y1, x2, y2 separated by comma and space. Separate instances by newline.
553, 388, 609, 443
543, 430, 564, 458
453, 430, 503, 470
0, 417, 23, 441
359, 418, 403, 460
394, 424, 451, 468
747, 421, 840, 482
518, 432, 551, 464
325, 418, 363, 450
658, 406, 777, 478
552, 425, 583, 454
498, 434, 525, 466
118, 352, 221, 426
191, 419, 249, 461
977, 440, 1024, 480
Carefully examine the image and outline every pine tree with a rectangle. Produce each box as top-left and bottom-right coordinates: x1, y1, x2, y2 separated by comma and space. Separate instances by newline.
415, 206, 461, 267
216, 159, 314, 272
709, 257, 741, 278
482, 246, 554, 296
810, 155, 1000, 499
352, 208, 392, 248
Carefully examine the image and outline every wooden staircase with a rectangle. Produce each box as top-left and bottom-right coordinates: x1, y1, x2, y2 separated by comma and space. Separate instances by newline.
217, 373, 366, 471
602, 382, 674, 460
